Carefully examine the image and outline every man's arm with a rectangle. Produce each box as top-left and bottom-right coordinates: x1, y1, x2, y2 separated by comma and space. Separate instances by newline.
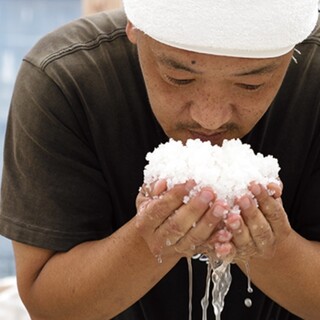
248, 232, 320, 320
14, 181, 227, 320
226, 183, 320, 320
13, 218, 178, 320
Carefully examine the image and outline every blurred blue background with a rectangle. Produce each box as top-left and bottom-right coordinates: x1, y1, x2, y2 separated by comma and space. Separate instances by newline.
0, 0, 81, 278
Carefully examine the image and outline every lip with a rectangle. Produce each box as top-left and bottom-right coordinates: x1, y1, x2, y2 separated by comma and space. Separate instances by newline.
188, 130, 228, 144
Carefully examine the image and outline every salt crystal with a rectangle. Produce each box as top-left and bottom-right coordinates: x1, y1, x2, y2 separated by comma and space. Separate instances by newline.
144, 138, 280, 207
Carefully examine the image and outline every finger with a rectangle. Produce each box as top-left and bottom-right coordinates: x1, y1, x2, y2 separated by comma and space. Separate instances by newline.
152, 179, 168, 196
266, 181, 283, 198
135, 180, 196, 232
208, 228, 233, 258
249, 183, 291, 241
136, 180, 167, 206
137, 180, 168, 213
155, 188, 216, 247
237, 194, 274, 253
173, 200, 228, 253
225, 213, 257, 258
214, 242, 234, 260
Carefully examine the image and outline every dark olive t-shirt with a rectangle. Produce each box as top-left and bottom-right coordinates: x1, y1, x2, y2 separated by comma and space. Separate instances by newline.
1, 10, 320, 320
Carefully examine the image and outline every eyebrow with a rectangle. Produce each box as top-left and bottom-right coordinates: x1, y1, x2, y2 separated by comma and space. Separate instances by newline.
156, 52, 280, 76
156, 54, 202, 74
233, 62, 280, 77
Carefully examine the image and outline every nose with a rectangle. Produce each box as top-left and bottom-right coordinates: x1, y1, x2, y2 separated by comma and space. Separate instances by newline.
189, 91, 233, 130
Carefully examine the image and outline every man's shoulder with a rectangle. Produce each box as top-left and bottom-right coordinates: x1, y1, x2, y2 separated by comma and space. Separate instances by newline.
24, 10, 129, 70
296, 13, 320, 56
286, 13, 320, 92
303, 13, 320, 46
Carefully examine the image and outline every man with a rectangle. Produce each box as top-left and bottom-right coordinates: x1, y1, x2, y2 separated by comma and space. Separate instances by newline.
0, 0, 319, 319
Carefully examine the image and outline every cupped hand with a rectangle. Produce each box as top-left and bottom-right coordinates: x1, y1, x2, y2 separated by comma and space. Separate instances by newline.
224, 182, 292, 263
135, 180, 232, 262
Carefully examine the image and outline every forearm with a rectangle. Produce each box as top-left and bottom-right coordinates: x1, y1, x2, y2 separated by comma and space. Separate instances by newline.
16, 181, 227, 320
17, 218, 179, 320
242, 231, 320, 320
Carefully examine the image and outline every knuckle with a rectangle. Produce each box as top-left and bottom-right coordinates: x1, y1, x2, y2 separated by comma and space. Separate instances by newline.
268, 204, 283, 221
254, 225, 273, 244
135, 212, 149, 233
237, 242, 257, 258
173, 243, 189, 255
185, 232, 203, 246
148, 200, 174, 222
165, 216, 183, 236
168, 184, 190, 201
152, 200, 170, 216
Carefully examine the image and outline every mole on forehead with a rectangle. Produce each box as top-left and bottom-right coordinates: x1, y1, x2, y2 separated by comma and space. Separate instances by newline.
156, 53, 202, 73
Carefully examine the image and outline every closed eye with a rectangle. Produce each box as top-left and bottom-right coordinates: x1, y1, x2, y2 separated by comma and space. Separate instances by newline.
164, 75, 195, 86
237, 83, 264, 91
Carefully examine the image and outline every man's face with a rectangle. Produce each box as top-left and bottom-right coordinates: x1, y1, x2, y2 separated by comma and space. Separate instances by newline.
127, 24, 293, 145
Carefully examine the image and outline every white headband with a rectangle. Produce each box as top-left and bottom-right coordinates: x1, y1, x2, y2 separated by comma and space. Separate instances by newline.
123, 0, 319, 58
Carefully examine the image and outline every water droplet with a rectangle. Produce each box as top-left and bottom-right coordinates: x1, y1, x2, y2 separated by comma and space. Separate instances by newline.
156, 255, 163, 264
245, 261, 253, 294
213, 259, 223, 268
166, 239, 172, 246
244, 298, 252, 308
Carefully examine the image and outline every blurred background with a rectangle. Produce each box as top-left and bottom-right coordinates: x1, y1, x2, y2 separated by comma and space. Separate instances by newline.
0, 0, 123, 281
0, 0, 82, 279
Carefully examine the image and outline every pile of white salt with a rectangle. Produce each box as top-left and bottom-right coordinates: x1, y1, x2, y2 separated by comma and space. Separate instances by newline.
144, 138, 280, 206
143, 138, 281, 320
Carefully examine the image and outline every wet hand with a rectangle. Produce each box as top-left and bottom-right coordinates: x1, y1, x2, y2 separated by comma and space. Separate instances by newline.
135, 180, 232, 262
225, 182, 292, 262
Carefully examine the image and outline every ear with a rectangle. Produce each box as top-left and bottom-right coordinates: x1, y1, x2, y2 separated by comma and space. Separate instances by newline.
126, 21, 138, 44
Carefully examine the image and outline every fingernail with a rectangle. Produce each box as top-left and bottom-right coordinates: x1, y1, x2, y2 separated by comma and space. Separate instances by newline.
214, 243, 231, 258
251, 184, 261, 196
154, 180, 164, 194
239, 196, 252, 210
229, 220, 241, 230
185, 180, 196, 192
213, 205, 228, 218
199, 190, 214, 203
218, 230, 232, 242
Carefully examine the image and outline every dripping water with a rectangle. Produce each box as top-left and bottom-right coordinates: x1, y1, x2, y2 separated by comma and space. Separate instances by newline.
210, 259, 231, 320
244, 261, 253, 308
189, 255, 232, 320
200, 262, 212, 320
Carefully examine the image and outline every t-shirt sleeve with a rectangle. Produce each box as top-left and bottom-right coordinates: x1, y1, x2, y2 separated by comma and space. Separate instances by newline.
0, 60, 114, 251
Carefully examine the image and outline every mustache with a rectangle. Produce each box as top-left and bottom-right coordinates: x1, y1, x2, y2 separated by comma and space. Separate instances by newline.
175, 122, 239, 132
